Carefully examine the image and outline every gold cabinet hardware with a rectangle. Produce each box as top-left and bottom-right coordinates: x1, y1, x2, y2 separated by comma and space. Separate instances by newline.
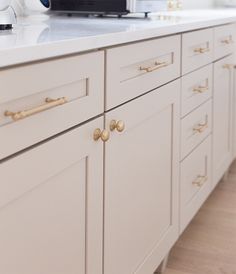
192, 175, 208, 187
93, 128, 110, 142
140, 61, 169, 73
193, 122, 208, 133
176, 0, 182, 9
193, 86, 209, 93
223, 64, 234, 70
167, 0, 175, 10
194, 47, 210, 54
221, 38, 234, 44
110, 120, 125, 133
5, 97, 67, 122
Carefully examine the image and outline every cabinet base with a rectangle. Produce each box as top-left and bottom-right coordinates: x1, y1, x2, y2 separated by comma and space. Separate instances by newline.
155, 253, 170, 274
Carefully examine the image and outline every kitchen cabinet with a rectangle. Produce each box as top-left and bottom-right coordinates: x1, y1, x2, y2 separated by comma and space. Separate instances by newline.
0, 21, 236, 274
104, 80, 180, 274
213, 55, 234, 188
0, 117, 104, 274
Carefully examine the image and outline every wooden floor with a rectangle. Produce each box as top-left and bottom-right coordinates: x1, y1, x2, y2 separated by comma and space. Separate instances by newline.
164, 161, 236, 274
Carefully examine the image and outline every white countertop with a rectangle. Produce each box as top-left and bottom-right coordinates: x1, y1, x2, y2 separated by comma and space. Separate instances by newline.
1, 9, 236, 68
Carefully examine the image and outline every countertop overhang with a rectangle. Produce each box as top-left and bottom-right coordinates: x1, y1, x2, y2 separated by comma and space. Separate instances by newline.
1, 9, 236, 68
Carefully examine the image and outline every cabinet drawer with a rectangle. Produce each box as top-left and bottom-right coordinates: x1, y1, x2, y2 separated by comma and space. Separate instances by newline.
106, 35, 181, 110
214, 24, 235, 60
182, 28, 213, 75
181, 64, 213, 117
181, 100, 212, 159
0, 51, 104, 159
180, 136, 212, 232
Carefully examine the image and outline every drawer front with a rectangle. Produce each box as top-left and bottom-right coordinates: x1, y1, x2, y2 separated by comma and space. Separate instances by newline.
106, 35, 181, 110
214, 24, 235, 60
181, 100, 212, 159
181, 64, 213, 117
182, 28, 213, 75
0, 51, 104, 159
180, 136, 212, 232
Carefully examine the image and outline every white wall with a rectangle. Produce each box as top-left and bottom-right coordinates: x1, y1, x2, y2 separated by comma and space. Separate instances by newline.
182, 0, 215, 9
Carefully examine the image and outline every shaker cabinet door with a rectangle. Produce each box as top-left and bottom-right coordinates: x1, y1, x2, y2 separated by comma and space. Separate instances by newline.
104, 80, 180, 274
213, 55, 234, 188
0, 117, 104, 274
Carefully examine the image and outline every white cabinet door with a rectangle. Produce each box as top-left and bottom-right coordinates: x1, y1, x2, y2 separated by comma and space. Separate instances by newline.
104, 80, 180, 274
213, 55, 234, 188
0, 117, 104, 274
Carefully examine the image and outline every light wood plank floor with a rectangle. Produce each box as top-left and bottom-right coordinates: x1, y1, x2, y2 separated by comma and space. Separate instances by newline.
164, 161, 236, 274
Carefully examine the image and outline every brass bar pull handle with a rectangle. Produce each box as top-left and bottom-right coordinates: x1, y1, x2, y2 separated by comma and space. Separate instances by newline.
221, 38, 234, 44
223, 64, 234, 70
193, 175, 208, 187
193, 121, 208, 133
194, 47, 210, 54
5, 97, 67, 122
193, 86, 209, 93
140, 61, 169, 73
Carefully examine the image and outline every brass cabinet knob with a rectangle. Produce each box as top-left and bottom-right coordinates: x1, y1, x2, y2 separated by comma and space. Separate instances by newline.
110, 120, 125, 132
167, 0, 175, 10
93, 129, 110, 142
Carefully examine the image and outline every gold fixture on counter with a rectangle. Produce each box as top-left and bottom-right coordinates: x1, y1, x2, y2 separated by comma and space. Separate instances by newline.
5, 97, 67, 122
110, 120, 125, 133
167, 0, 182, 11
93, 128, 110, 142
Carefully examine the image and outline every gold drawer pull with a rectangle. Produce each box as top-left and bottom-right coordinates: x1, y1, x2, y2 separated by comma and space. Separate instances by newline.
221, 38, 234, 44
5, 97, 67, 122
110, 120, 125, 132
193, 122, 208, 133
223, 64, 234, 70
93, 129, 110, 142
140, 61, 169, 73
193, 175, 208, 187
193, 86, 209, 93
194, 47, 210, 54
